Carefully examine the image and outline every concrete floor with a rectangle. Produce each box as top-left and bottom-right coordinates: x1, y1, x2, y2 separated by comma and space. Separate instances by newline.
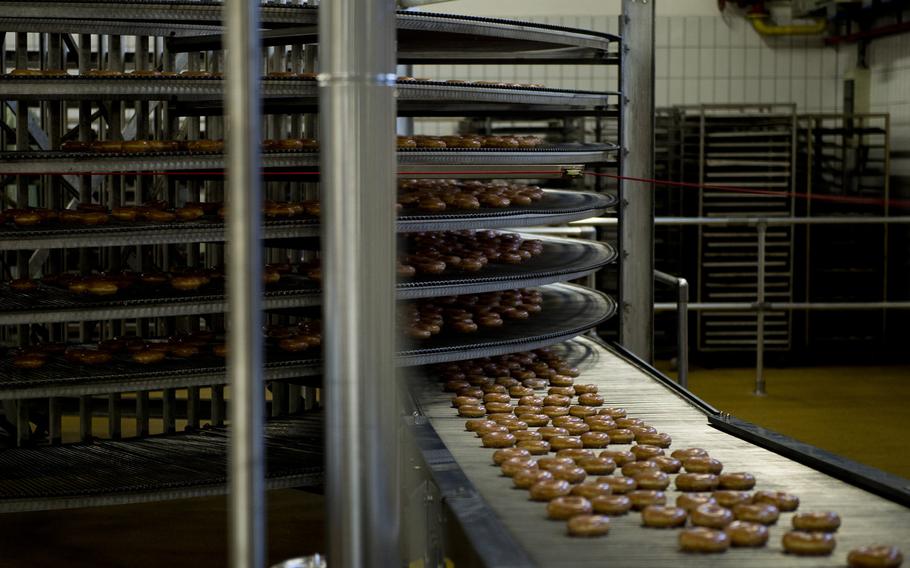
658, 362, 910, 480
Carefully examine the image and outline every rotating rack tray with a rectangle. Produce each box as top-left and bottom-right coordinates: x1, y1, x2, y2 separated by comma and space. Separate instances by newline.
0, 284, 615, 399
0, 144, 616, 176
0, 190, 615, 250
0, 77, 616, 114
0, 413, 324, 513
0, 237, 614, 326
409, 336, 910, 567
0, 5, 617, 63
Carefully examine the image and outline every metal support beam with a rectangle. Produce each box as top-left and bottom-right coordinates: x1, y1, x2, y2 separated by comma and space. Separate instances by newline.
320, 0, 400, 566
755, 223, 767, 397
224, 0, 265, 566
619, 0, 656, 362
654, 270, 689, 390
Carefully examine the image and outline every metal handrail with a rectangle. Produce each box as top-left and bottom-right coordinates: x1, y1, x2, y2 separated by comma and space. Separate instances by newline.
654, 270, 688, 389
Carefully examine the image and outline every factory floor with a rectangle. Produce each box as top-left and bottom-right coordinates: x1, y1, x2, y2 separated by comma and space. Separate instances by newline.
657, 362, 910, 480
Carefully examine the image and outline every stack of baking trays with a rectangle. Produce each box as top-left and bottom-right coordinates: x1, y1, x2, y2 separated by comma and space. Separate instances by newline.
0, 3, 620, 518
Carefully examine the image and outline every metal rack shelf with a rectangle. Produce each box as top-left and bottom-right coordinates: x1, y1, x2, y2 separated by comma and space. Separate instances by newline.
0, 413, 325, 513
0, 145, 616, 176
0, 238, 615, 325
0, 77, 617, 115
409, 335, 910, 567
0, 4, 618, 63
0, 190, 615, 250
0, 283, 615, 399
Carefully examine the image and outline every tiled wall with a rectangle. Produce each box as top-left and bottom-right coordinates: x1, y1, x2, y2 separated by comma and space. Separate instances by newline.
412, 14, 847, 135
868, 33, 910, 178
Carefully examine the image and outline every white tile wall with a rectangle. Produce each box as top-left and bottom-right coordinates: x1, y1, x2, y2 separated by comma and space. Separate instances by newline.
412, 14, 844, 135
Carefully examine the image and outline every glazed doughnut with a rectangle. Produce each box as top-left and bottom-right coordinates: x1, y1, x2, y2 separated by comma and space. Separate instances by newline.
573, 384, 598, 395
641, 505, 688, 528
500, 419, 528, 432
629, 425, 658, 437
615, 418, 644, 428
576, 456, 616, 475
628, 490, 666, 511
582, 487, 634, 516
185, 139, 224, 153
567, 514, 610, 537
171, 345, 199, 358
122, 140, 152, 153
446, 379, 470, 392
529, 479, 572, 501
537, 426, 569, 441
513, 430, 542, 443
596, 476, 637, 495
86, 279, 119, 296
651, 456, 682, 474
683, 457, 723, 474
548, 386, 575, 397
513, 468, 553, 489
671, 447, 710, 461
491, 447, 530, 465
547, 496, 593, 520
517, 440, 550, 455
112, 207, 142, 222
484, 402, 514, 415
549, 435, 583, 451
725, 521, 769, 547
543, 394, 571, 407
549, 375, 574, 387
782, 531, 836, 556
93, 140, 123, 152
514, 405, 542, 416
636, 432, 672, 448
509, 385, 534, 398
78, 350, 112, 365
458, 405, 486, 418
675, 473, 719, 492
599, 407, 627, 419
500, 457, 538, 477
733, 503, 779, 525
170, 275, 207, 291
621, 461, 659, 477
570, 482, 613, 500
792, 512, 841, 532
481, 431, 516, 448
577, 393, 604, 407
596, 450, 633, 467
538, 457, 576, 472
635, 471, 670, 491
718, 472, 755, 490
606, 428, 635, 444
213, 344, 228, 358
679, 527, 730, 553
522, 378, 547, 390
518, 414, 549, 427
584, 415, 617, 432
692, 504, 734, 529
452, 396, 481, 408
132, 349, 166, 365
752, 490, 799, 512
847, 545, 903, 568
176, 206, 205, 221
474, 423, 507, 437
712, 490, 752, 508
11, 210, 43, 226
12, 354, 46, 369
554, 448, 594, 461
631, 445, 665, 461
551, 416, 583, 428
580, 432, 610, 448
518, 395, 545, 406
9, 278, 38, 292
548, 464, 587, 484
569, 405, 598, 419
677, 493, 716, 512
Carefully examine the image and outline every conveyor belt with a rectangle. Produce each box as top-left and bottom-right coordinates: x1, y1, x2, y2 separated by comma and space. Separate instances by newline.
0, 238, 614, 325
0, 413, 324, 513
0, 284, 615, 398
0, 77, 616, 112
0, 190, 615, 250
411, 336, 910, 567
0, 144, 615, 175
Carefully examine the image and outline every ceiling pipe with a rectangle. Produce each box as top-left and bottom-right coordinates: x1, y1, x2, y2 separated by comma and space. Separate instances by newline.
746, 2, 826, 37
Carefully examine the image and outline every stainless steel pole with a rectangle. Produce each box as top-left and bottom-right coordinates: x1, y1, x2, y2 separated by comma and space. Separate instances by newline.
620, 0, 656, 362
224, 0, 265, 566
677, 277, 689, 390
320, 0, 400, 565
755, 223, 767, 397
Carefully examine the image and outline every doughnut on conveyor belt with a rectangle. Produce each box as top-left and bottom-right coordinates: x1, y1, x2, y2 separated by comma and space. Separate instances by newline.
412, 336, 910, 567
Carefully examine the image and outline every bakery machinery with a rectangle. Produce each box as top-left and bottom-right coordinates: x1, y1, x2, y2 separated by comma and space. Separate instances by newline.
0, 1, 908, 567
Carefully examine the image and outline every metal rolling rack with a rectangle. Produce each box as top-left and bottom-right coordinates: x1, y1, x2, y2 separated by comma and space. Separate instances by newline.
0, 3, 623, 565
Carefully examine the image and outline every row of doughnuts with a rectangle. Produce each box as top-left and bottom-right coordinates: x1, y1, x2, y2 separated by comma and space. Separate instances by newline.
404, 289, 543, 339
402, 231, 544, 277
397, 76, 546, 89
397, 134, 542, 149
436, 348, 903, 566
397, 180, 545, 212
58, 138, 319, 154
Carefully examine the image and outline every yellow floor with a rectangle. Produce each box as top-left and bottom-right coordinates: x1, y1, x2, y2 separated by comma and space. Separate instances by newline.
657, 362, 910, 480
